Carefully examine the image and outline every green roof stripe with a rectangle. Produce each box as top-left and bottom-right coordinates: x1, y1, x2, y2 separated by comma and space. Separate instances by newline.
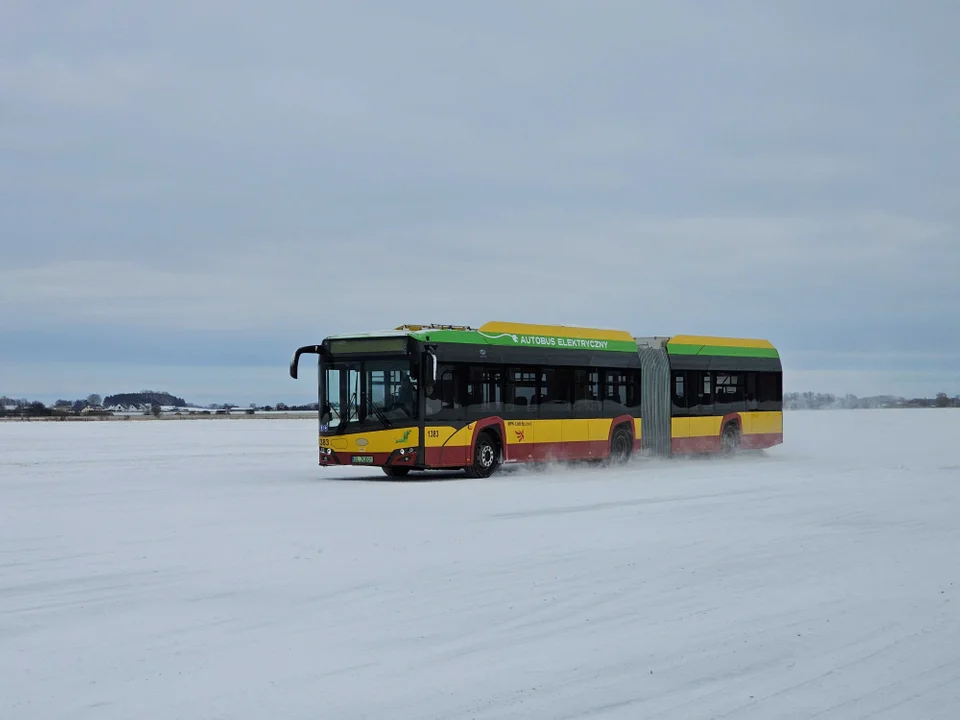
667, 344, 780, 359
409, 328, 638, 353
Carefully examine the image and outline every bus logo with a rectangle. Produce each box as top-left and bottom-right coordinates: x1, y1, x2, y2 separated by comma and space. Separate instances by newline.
355, 438, 369, 447
396, 429, 412, 444
515, 429, 525, 442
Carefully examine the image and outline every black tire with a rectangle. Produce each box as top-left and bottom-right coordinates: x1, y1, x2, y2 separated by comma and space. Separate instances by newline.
382, 466, 411, 477
609, 425, 633, 465
465, 432, 500, 478
721, 424, 741, 454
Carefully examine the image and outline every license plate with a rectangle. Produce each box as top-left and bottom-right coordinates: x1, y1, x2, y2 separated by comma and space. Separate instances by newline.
352, 455, 374, 464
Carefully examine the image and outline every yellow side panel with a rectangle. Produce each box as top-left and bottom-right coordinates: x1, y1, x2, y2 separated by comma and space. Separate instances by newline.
479, 321, 635, 344
561, 419, 590, 443
671, 417, 689, 439
424, 426, 459, 447
741, 411, 783, 435
326, 427, 420, 453
668, 334, 775, 349
504, 420, 535, 460
445, 425, 476, 448
426, 424, 507, 449
504, 420, 535, 446
688, 416, 723, 438
633, 418, 642, 440
587, 418, 612, 443
534, 420, 563, 444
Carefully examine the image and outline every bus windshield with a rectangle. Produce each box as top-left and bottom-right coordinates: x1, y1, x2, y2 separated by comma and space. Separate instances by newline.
321, 357, 419, 432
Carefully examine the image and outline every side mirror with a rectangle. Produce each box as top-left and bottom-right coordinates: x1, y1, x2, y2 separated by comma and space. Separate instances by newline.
289, 345, 322, 379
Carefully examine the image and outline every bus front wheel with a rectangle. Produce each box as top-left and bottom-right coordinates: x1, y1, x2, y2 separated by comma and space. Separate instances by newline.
382, 466, 411, 477
465, 432, 500, 479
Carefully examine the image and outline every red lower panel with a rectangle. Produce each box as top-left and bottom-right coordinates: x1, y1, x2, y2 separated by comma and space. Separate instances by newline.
512, 441, 612, 463
423, 446, 469, 468
423, 441, 616, 468
741, 433, 783, 450
672, 436, 722, 454
672, 432, 784, 455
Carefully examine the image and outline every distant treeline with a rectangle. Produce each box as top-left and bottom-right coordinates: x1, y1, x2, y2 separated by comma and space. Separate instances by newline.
785, 392, 959, 410
1, 392, 320, 418
103, 391, 187, 407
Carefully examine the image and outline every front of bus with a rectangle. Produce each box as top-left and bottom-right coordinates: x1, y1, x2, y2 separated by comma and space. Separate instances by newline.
289, 332, 432, 476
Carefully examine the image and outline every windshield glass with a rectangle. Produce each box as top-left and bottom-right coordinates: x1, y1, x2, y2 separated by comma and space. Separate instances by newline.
321, 357, 418, 432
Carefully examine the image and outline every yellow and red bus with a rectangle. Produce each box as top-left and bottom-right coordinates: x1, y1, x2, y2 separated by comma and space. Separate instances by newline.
289, 321, 783, 478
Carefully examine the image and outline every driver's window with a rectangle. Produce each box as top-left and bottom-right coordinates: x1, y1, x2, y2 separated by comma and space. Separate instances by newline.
426, 365, 461, 420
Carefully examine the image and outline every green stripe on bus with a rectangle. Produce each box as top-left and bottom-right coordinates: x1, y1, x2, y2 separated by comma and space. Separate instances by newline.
411, 329, 639, 353
667, 344, 780, 359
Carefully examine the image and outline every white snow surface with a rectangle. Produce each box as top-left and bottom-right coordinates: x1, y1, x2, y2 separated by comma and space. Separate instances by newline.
2, 410, 960, 719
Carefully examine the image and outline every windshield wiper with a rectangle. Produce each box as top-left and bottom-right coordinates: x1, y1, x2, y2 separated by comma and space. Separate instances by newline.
363, 396, 393, 429
337, 392, 356, 434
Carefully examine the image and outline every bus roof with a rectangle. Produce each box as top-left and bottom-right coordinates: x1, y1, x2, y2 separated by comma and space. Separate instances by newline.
665, 335, 779, 359
323, 323, 778, 357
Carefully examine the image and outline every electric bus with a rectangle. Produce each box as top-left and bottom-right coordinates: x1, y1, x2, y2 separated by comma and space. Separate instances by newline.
289, 321, 783, 477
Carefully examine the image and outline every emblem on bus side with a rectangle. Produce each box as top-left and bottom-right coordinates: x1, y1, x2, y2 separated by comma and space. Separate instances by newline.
355, 438, 369, 447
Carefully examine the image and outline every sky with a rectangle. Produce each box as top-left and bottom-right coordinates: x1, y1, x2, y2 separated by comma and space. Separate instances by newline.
1, 1, 958, 406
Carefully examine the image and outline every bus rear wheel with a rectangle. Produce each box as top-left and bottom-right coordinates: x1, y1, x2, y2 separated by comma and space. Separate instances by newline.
609, 426, 633, 465
465, 432, 500, 479
721, 424, 741, 454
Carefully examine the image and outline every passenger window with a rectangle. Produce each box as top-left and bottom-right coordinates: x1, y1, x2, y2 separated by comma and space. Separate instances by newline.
465, 365, 502, 417
539, 368, 573, 419
426, 365, 461, 420
758, 372, 782, 411
603, 370, 629, 418
690, 371, 713, 415
505, 367, 537, 419
626, 369, 642, 413
714, 373, 745, 414
745, 372, 759, 411
672, 371, 687, 414
573, 368, 601, 418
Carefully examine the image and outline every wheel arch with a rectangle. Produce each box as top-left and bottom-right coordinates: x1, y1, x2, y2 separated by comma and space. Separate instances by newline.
720, 412, 743, 436
468, 417, 505, 465
606, 414, 636, 444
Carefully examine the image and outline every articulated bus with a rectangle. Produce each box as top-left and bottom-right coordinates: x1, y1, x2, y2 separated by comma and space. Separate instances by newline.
289, 321, 783, 478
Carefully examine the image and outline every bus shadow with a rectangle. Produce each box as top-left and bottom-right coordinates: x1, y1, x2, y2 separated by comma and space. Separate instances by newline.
324, 470, 470, 483
316, 452, 772, 483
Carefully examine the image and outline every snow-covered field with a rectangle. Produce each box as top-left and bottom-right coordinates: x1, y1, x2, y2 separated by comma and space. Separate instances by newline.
2, 410, 959, 719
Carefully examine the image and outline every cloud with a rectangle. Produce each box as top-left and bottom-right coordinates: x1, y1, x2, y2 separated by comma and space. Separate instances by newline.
2, 211, 953, 346
0, 361, 301, 407
731, 154, 858, 183
0, 56, 156, 111
0, 1, 957, 400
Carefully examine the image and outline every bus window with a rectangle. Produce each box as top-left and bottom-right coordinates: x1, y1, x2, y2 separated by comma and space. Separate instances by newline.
573, 368, 600, 418
758, 372, 782, 411
426, 365, 461, 420
603, 369, 629, 418
745, 372, 759, 411
672, 371, 688, 415
539, 368, 573, 419
466, 366, 503, 418
505, 367, 537, 419
714, 372, 745, 414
